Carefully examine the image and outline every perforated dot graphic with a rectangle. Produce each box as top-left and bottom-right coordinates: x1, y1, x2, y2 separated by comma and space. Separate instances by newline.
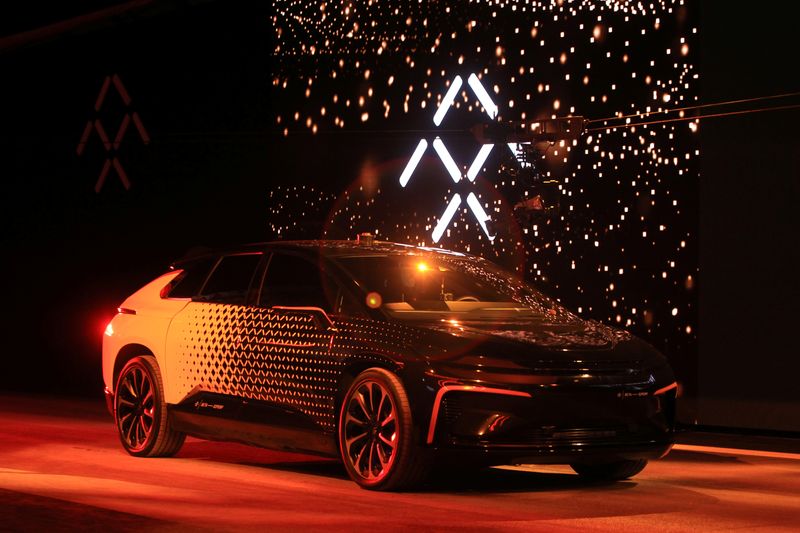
173, 303, 419, 430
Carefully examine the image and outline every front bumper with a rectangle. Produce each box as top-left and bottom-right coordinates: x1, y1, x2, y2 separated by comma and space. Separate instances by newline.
433, 440, 673, 467
426, 381, 677, 465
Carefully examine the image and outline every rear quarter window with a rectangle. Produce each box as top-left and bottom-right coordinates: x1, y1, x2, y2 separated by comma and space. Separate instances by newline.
197, 253, 262, 304
166, 257, 217, 298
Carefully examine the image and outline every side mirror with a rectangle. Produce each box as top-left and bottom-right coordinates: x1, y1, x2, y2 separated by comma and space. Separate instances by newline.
270, 306, 337, 332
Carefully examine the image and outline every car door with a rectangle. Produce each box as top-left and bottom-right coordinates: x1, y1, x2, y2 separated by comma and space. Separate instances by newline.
164, 249, 343, 455
163, 251, 264, 405
251, 251, 344, 438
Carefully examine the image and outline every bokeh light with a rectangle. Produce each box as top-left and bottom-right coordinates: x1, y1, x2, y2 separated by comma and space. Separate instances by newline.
266, 0, 698, 356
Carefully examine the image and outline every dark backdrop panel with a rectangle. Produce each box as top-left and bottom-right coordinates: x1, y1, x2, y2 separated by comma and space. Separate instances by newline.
2, 0, 797, 434
698, 2, 800, 431
0, 2, 272, 396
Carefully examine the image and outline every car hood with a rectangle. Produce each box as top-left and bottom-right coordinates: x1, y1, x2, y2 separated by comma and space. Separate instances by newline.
414, 317, 632, 352
402, 317, 668, 382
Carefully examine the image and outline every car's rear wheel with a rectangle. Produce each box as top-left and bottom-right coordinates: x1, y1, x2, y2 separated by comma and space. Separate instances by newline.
339, 368, 430, 490
114, 356, 185, 457
570, 459, 648, 481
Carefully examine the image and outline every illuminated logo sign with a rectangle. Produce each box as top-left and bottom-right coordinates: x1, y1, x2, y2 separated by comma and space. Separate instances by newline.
399, 74, 497, 243
399, 73, 527, 244
77, 74, 150, 193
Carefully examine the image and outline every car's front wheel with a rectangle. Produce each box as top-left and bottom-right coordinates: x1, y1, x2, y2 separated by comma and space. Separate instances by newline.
339, 368, 431, 490
570, 459, 648, 481
114, 355, 185, 457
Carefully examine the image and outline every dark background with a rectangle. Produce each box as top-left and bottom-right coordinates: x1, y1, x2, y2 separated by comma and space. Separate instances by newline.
0, 0, 796, 432
698, 3, 800, 431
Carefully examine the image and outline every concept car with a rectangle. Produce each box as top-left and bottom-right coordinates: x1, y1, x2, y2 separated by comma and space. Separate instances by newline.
102, 239, 677, 490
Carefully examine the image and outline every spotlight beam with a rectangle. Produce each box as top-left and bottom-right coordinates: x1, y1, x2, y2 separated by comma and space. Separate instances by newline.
468, 73, 498, 119
432, 194, 462, 243
399, 139, 428, 187
432, 138, 462, 183
466, 192, 495, 241
433, 75, 463, 126
466, 144, 494, 182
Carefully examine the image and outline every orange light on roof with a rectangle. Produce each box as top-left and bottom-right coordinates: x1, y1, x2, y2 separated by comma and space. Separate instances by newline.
416, 262, 429, 272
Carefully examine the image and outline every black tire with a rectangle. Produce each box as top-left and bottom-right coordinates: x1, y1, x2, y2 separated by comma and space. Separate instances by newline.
570, 459, 648, 481
114, 355, 185, 457
338, 368, 431, 490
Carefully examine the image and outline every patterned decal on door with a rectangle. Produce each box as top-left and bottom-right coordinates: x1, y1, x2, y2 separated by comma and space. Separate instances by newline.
169, 303, 419, 430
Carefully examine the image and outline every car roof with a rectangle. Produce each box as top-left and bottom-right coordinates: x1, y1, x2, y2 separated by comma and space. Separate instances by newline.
172, 239, 473, 266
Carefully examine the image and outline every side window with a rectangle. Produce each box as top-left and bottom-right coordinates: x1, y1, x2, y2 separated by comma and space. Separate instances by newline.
259, 253, 338, 312
167, 257, 217, 298
197, 253, 262, 304
337, 291, 367, 318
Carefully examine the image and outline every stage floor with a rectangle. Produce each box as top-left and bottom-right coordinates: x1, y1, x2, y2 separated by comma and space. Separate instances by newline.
1, 394, 798, 532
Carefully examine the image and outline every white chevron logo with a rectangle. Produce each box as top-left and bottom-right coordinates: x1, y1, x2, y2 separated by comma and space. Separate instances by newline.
398, 73, 506, 243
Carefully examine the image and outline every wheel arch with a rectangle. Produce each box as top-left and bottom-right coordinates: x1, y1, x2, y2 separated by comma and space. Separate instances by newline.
334, 358, 401, 439
334, 361, 432, 489
113, 344, 155, 388
337, 357, 397, 394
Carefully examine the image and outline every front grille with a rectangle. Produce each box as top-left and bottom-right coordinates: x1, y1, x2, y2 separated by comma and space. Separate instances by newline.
516, 359, 642, 376
497, 426, 626, 446
440, 395, 463, 425
550, 428, 618, 440
435, 388, 668, 449
466, 425, 656, 447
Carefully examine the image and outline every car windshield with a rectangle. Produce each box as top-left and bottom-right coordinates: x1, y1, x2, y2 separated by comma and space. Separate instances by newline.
336, 254, 576, 323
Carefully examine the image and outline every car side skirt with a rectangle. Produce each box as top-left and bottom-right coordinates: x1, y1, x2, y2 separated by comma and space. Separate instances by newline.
169, 392, 339, 457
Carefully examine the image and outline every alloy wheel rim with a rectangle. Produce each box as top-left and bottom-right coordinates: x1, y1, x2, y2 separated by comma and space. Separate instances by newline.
116, 366, 155, 451
343, 380, 398, 481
